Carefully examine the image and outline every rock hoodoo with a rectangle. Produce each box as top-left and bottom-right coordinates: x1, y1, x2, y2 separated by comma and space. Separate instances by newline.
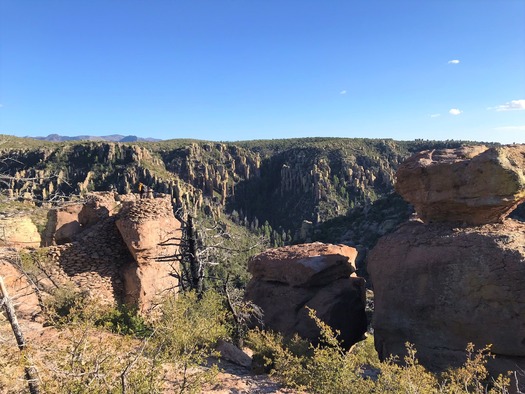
368, 144, 525, 388
395, 145, 525, 224
116, 195, 181, 311
245, 242, 367, 348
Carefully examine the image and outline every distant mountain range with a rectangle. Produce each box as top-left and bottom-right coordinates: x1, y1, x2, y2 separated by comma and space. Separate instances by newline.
31, 134, 161, 142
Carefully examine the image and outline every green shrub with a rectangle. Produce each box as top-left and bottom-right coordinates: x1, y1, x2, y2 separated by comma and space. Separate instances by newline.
247, 307, 512, 394
94, 304, 152, 337
43, 285, 92, 325
150, 290, 228, 393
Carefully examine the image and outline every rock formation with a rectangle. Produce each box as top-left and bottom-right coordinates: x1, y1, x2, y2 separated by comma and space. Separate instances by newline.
0, 248, 41, 319
395, 145, 525, 224
79, 191, 121, 226
43, 203, 83, 245
368, 144, 525, 389
12, 192, 180, 314
116, 195, 180, 312
245, 242, 367, 348
0, 215, 41, 249
1, 136, 471, 242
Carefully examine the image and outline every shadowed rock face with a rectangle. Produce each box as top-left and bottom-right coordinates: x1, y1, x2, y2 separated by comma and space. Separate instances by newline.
370, 145, 525, 390
246, 242, 367, 349
395, 145, 525, 224
367, 220, 525, 381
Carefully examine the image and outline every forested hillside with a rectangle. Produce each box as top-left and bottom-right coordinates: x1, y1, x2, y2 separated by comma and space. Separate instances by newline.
0, 135, 489, 249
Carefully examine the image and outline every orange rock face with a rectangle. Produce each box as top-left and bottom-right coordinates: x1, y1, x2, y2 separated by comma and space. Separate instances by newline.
395, 145, 525, 224
246, 242, 366, 349
116, 195, 181, 312
0, 249, 41, 319
51, 203, 83, 244
367, 220, 525, 384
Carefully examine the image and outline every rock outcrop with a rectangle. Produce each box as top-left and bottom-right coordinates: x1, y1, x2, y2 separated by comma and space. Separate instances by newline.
395, 145, 525, 224
368, 220, 525, 375
79, 191, 121, 227
245, 242, 367, 348
116, 195, 181, 312
14, 192, 180, 314
0, 216, 41, 249
369, 144, 525, 389
39, 215, 134, 303
43, 203, 83, 245
0, 248, 41, 319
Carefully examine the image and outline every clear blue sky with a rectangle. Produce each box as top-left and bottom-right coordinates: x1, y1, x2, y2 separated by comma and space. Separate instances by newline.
1, 0, 524, 143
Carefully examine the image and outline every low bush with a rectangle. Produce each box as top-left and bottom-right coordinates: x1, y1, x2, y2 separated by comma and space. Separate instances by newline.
248, 307, 512, 394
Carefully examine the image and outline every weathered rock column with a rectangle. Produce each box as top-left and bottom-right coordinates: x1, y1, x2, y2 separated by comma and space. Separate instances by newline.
116, 195, 181, 313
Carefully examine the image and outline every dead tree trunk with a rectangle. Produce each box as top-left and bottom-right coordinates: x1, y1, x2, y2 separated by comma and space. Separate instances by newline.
187, 215, 203, 295
0, 276, 40, 394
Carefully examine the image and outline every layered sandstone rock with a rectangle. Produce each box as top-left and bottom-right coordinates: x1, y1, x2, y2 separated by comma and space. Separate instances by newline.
116, 195, 180, 312
395, 145, 525, 224
40, 216, 133, 302
0, 216, 41, 249
367, 220, 525, 381
246, 242, 367, 348
14, 193, 180, 313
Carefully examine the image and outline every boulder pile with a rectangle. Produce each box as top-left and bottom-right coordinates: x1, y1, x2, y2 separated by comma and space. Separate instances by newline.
368, 144, 525, 388
246, 242, 367, 348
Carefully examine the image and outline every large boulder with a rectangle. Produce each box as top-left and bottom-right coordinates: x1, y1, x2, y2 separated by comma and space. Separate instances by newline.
245, 242, 367, 348
79, 192, 120, 227
367, 220, 525, 383
395, 145, 525, 224
116, 195, 180, 312
43, 203, 83, 245
248, 242, 357, 287
0, 216, 40, 249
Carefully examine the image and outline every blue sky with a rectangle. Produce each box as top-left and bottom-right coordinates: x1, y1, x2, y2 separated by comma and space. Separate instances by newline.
1, 0, 524, 143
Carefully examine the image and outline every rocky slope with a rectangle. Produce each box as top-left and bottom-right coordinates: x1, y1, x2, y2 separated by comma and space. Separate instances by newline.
10, 192, 181, 313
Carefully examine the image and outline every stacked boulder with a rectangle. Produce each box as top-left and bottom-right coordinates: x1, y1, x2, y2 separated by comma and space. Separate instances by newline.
245, 242, 367, 348
116, 196, 181, 312
367, 145, 525, 387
